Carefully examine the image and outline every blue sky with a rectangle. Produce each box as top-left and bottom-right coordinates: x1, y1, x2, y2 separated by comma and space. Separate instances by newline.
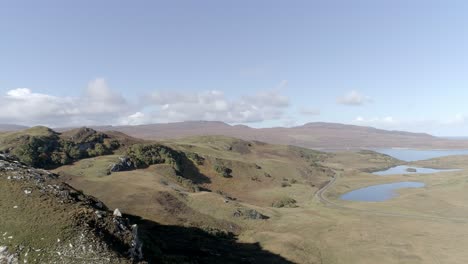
1, 0, 468, 135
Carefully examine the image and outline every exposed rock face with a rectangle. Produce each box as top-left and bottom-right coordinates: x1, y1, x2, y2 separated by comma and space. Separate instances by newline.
129, 225, 143, 260
109, 156, 134, 172
0, 154, 145, 263
233, 208, 269, 220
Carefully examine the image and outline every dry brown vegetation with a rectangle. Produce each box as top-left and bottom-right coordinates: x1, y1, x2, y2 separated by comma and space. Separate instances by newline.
6, 126, 468, 263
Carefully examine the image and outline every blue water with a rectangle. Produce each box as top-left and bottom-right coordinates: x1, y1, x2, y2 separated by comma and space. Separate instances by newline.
374, 148, 468, 162
373, 165, 459, 176
341, 181, 425, 202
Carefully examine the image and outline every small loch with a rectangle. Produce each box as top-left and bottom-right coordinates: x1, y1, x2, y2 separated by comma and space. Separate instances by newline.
340, 181, 425, 202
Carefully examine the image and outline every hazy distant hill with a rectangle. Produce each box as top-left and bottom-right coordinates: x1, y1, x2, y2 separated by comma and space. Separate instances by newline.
0, 124, 28, 131
82, 121, 468, 149
9, 121, 468, 149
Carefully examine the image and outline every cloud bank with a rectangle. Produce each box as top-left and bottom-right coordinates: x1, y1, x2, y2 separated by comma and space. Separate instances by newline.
0, 79, 291, 127
122, 89, 290, 125
0, 79, 132, 126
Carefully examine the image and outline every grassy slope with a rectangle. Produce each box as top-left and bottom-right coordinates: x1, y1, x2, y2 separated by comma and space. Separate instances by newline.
56, 135, 335, 217
13, 127, 468, 263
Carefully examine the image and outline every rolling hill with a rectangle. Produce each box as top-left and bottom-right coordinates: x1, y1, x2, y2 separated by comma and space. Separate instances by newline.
84, 121, 468, 149
7, 121, 466, 149
1, 127, 311, 263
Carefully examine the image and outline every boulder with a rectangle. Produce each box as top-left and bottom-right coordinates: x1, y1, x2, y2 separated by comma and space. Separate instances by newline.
109, 156, 134, 172
113, 208, 122, 217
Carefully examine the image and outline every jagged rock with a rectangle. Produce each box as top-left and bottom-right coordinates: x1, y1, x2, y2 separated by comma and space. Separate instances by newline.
113, 208, 122, 217
129, 224, 143, 260
0, 246, 18, 264
109, 156, 134, 172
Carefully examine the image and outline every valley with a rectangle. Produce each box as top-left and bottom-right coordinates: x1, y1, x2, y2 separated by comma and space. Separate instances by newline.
2, 126, 468, 263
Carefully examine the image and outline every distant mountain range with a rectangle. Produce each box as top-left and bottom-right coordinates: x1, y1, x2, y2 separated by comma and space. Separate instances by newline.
54, 121, 468, 149
3, 121, 468, 149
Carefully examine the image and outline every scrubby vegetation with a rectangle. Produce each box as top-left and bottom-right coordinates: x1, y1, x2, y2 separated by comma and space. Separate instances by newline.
125, 144, 184, 170
289, 145, 331, 164
173, 175, 200, 192
213, 160, 233, 178
1, 127, 119, 168
186, 152, 205, 165
271, 197, 297, 208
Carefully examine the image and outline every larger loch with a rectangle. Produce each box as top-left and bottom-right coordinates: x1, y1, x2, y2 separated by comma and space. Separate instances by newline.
340, 148, 468, 202
374, 148, 468, 162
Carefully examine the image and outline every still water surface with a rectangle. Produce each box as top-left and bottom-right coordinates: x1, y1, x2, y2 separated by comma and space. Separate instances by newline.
340, 181, 425, 202
373, 165, 459, 176
374, 148, 468, 162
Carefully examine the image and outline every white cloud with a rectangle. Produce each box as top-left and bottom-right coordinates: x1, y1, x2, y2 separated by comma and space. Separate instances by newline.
83, 78, 128, 114
0, 78, 131, 126
0, 79, 291, 127
121, 112, 150, 126
134, 87, 290, 124
337, 90, 372, 106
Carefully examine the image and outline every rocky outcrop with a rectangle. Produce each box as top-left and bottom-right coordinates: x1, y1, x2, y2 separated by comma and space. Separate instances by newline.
109, 156, 134, 172
233, 208, 269, 220
0, 154, 145, 263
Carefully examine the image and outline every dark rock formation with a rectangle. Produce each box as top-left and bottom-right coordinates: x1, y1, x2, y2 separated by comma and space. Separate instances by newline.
233, 208, 269, 220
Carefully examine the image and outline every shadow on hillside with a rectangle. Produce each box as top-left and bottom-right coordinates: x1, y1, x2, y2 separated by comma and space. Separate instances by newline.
178, 152, 212, 185
125, 214, 296, 264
